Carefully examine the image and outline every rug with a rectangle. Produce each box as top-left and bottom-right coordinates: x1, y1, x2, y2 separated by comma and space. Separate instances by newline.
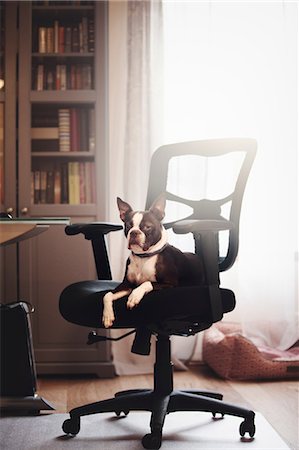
1, 411, 290, 450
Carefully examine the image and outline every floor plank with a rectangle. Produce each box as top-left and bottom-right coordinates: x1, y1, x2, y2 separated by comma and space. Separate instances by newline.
37, 364, 298, 450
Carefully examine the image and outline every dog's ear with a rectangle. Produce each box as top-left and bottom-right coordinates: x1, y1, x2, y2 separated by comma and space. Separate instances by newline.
117, 197, 133, 222
149, 193, 166, 221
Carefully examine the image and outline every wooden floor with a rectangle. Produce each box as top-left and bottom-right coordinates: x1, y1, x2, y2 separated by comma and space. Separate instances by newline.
37, 364, 298, 450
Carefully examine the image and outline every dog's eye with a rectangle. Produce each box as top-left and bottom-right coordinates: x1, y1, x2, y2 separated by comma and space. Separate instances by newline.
125, 223, 132, 234
143, 224, 152, 232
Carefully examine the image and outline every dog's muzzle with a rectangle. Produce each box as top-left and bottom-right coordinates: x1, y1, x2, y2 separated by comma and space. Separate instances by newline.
128, 229, 145, 249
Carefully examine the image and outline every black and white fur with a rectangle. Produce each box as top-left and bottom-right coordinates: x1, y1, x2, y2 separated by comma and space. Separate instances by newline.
102, 194, 204, 328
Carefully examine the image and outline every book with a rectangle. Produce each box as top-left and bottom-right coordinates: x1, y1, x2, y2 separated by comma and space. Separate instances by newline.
54, 20, 59, 53
70, 108, 79, 152
61, 163, 69, 203
54, 167, 61, 204
82, 17, 89, 53
79, 108, 88, 151
68, 161, 80, 204
79, 162, 86, 203
79, 22, 83, 53
33, 171, 41, 204
88, 108, 95, 152
88, 18, 95, 52
38, 27, 47, 53
70, 65, 76, 89
46, 170, 55, 203
75, 65, 82, 89
84, 162, 92, 203
82, 64, 92, 89
72, 26, 79, 52
36, 64, 44, 91
58, 26, 64, 53
56, 64, 61, 90
31, 127, 59, 139
58, 109, 71, 152
30, 172, 34, 205
60, 65, 67, 90
46, 70, 55, 90
65, 27, 72, 53
32, 111, 58, 127
32, 139, 59, 152
46, 27, 54, 53
90, 161, 96, 203
40, 170, 47, 203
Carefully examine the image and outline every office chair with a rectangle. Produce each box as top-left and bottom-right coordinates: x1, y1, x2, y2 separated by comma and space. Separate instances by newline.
59, 138, 257, 449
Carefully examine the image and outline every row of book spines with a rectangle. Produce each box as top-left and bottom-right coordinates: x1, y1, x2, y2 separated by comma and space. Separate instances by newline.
59, 108, 95, 152
37, 18, 94, 54
32, 161, 96, 205
32, 107, 94, 127
33, 63, 93, 91
31, 108, 95, 153
34, 1, 94, 6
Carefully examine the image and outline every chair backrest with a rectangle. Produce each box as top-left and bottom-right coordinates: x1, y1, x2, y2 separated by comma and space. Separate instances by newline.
145, 138, 257, 272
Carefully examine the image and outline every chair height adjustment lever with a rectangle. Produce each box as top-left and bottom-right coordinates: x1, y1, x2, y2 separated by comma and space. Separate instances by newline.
87, 329, 136, 345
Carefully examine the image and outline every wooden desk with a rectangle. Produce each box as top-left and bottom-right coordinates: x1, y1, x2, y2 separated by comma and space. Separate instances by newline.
0, 218, 69, 246
0, 223, 49, 246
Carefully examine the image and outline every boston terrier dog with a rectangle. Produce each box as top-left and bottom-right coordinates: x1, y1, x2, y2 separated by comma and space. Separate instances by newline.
102, 194, 204, 328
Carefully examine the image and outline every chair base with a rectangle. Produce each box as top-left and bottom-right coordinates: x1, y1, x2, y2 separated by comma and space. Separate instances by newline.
62, 334, 256, 449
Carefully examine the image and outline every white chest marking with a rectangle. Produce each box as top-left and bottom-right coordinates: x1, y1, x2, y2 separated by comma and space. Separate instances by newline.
127, 254, 158, 285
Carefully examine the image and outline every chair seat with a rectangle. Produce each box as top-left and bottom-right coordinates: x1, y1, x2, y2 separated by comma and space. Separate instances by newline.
59, 280, 235, 329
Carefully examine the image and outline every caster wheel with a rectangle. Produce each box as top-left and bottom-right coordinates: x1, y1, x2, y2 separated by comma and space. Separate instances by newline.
239, 419, 256, 438
62, 417, 80, 435
142, 432, 162, 450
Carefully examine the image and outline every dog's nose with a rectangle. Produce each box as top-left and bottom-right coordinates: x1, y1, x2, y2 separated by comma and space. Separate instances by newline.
130, 229, 141, 239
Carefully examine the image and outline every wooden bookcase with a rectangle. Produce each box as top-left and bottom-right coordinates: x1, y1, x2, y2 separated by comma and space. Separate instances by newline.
1, 1, 114, 377
19, 1, 108, 219
0, 2, 18, 304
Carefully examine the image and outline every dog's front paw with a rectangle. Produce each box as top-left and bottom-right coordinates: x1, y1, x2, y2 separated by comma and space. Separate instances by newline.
127, 288, 144, 309
103, 293, 115, 328
127, 282, 153, 309
102, 309, 115, 328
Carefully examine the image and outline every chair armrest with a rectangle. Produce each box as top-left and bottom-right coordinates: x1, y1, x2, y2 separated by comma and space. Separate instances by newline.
65, 222, 122, 280
65, 222, 123, 240
173, 219, 234, 234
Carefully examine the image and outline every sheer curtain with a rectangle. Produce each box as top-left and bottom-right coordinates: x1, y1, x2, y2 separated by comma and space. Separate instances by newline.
108, 0, 163, 374
162, 1, 298, 353
107, 1, 298, 374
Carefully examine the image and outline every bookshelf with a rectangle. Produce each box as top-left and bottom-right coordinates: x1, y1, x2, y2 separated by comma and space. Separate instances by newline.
31, 104, 96, 205
1, 1, 113, 377
18, 0, 108, 219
